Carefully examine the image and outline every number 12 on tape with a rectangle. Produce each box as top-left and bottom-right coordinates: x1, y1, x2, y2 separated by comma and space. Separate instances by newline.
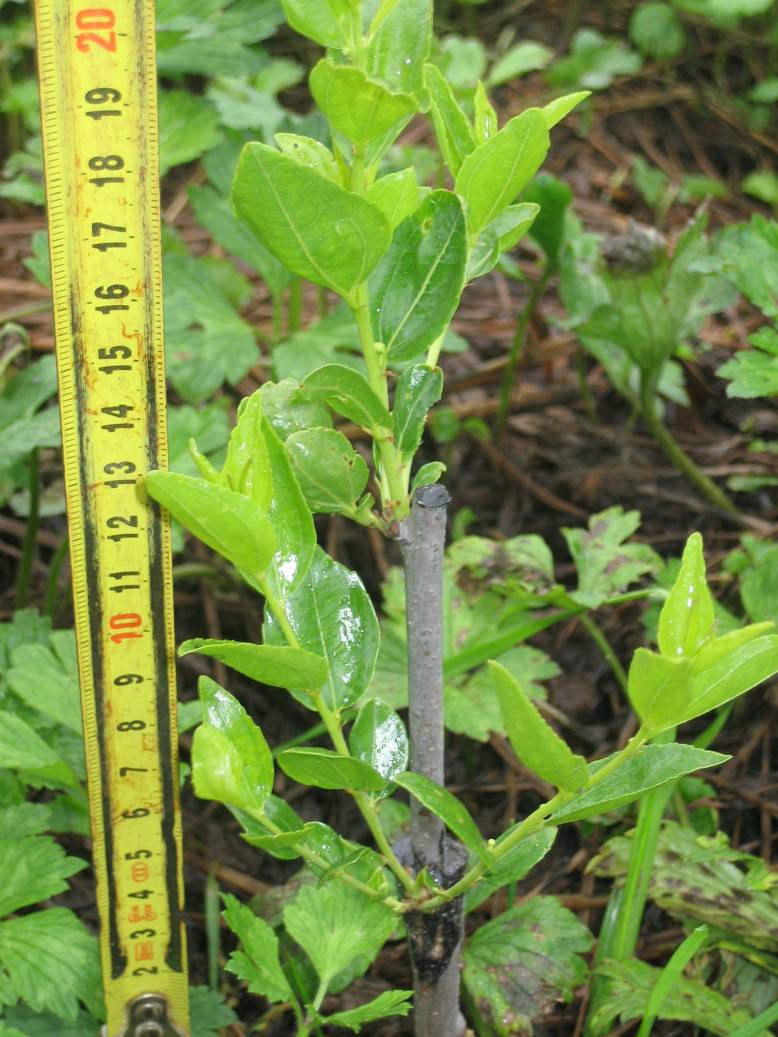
34, 2, 189, 1034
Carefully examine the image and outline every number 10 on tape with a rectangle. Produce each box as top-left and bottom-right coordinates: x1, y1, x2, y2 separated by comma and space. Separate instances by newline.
34, 2, 189, 1034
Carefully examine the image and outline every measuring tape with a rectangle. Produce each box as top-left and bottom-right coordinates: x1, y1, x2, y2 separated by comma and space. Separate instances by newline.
34, 2, 189, 1034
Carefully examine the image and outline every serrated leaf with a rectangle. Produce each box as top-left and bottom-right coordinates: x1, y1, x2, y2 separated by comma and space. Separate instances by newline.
146, 471, 276, 577
285, 428, 370, 516
189, 984, 238, 1037
8, 631, 81, 734
0, 909, 101, 1020
455, 109, 549, 236
0, 835, 85, 916
490, 661, 589, 791
658, 532, 715, 659
463, 896, 592, 1036
348, 699, 409, 784
0, 711, 77, 788
393, 771, 492, 864
298, 365, 391, 432
278, 747, 387, 792
264, 547, 379, 710
551, 744, 729, 824
284, 882, 396, 994
321, 989, 414, 1030
370, 190, 467, 362
192, 677, 273, 812
310, 59, 417, 145
563, 506, 659, 608
424, 63, 475, 175
222, 893, 291, 1002
179, 639, 328, 691
718, 327, 778, 399
710, 214, 778, 320
366, 168, 420, 230
393, 365, 443, 461
232, 143, 390, 295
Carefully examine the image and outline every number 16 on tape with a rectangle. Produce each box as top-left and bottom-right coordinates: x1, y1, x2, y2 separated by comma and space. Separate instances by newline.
34, 2, 189, 1034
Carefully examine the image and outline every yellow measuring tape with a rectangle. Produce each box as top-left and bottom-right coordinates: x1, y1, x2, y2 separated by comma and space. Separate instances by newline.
34, 2, 189, 1034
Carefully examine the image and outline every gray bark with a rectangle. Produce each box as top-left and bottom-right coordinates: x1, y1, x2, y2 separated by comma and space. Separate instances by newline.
398, 485, 466, 1037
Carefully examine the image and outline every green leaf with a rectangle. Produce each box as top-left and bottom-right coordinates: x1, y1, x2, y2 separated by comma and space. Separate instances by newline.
146, 472, 276, 577
366, 0, 432, 96
718, 327, 778, 399
488, 41, 554, 86
260, 380, 333, 441
462, 897, 592, 1036
280, 0, 346, 47
563, 506, 660, 608
423, 63, 475, 175
551, 744, 729, 824
158, 90, 221, 175
679, 629, 778, 727
0, 711, 77, 788
275, 132, 341, 183
0, 835, 85, 916
285, 428, 370, 516
366, 168, 420, 231
310, 60, 417, 146
284, 882, 396, 993
411, 461, 445, 490
630, 2, 686, 59
221, 893, 292, 1002
192, 677, 274, 812
261, 416, 317, 593
523, 173, 573, 264
321, 989, 413, 1030
8, 631, 81, 734
189, 985, 239, 1037
0, 909, 101, 1020
658, 533, 715, 659
490, 661, 589, 791
393, 771, 492, 864
465, 828, 557, 913
710, 215, 778, 320
627, 649, 691, 730
179, 639, 328, 691
298, 364, 391, 432
455, 108, 549, 236
370, 190, 468, 362
546, 28, 641, 90
264, 547, 380, 710
393, 364, 443, 462
221, 391, 272, 509
348, 699, 409, 784
473, 80, 498, 143
278, 747, 387, 792
232, 143, 390, 295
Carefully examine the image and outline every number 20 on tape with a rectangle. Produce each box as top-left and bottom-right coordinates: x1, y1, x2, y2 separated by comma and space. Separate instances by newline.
34, 2, 189, 1034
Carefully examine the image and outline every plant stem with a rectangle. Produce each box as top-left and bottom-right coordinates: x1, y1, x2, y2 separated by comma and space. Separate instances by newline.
398, 485, 466, 1037
579, 612, 629, 696
15, 449, 40, 609
496, 267, 550, 437
639, 369, 741, 518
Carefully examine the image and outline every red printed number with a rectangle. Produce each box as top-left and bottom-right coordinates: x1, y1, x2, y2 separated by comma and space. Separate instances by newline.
76, 9, 116, 52
109, 612, 143, 644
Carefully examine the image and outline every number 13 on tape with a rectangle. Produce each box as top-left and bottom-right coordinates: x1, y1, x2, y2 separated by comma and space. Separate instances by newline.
34, 2, 189, 1034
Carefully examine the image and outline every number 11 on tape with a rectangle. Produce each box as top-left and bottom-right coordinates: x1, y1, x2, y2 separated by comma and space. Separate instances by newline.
34, 2, 189, 1034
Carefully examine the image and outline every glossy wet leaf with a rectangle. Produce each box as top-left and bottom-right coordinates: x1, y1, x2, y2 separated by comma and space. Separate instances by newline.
393, 771, 492, 864
261, 415, 316, 592
465, 828, 557, 913
424, 63, 475, 174
232, 143, 390, 294
551, 744, 728, 824
366, 0, 432, 96
286, 428, 369, 515
179, 639, 328, 691
192, 677, 273, 812
278, 746, 387, 792
264, 547, 380, 710
310, 59, 417, 145
563, 506, 660, 608
298, 365, 391, 432
658, 532, 715, 659
275, 132, 340, 183
366, 168, 420, 231
146, 471, 276, 577
222, 893, 291, 1003
490, 661, 589, 791
285, 882, 396, 996
321, 989, 414, 1031
455, 108, 549, 235
348, 699, 409, 785
393, 365, 443, 461
370, 190, 467, 363
221, 392, 272, 509
473, 80, 498, 143
462, 897, 592, 1037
